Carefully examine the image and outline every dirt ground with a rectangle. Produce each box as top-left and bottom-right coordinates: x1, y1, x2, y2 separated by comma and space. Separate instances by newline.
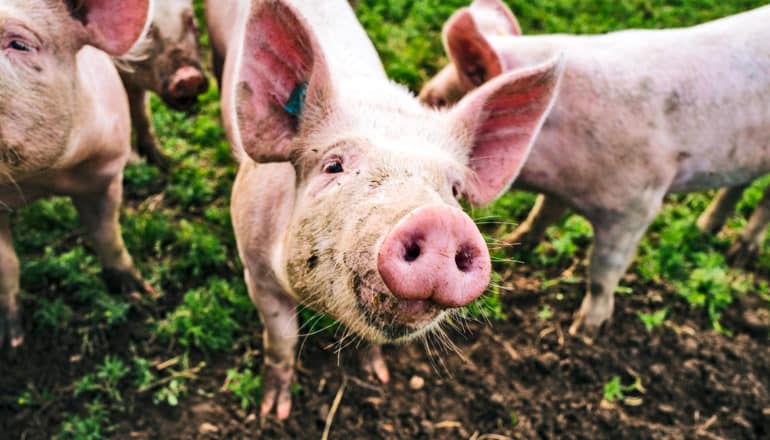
3, 260, 769, 440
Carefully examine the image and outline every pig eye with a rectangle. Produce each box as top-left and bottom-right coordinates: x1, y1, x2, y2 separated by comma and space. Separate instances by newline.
322, 158, 344, 174
451, 182, 462, 199
435, 97, 447, 108
8, 40, 32, 52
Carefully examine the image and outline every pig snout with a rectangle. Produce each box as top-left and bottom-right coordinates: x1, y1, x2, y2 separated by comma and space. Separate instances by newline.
165, 66, 208, 109
377, 205, 491, 308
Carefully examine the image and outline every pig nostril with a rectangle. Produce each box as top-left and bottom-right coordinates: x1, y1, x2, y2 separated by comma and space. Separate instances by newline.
404, 241, 421, 262
455, 246, 476, 272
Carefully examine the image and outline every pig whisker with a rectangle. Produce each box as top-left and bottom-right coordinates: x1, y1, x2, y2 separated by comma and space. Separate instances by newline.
422, 332, 453, 379
474, 221, 520, 226
436, 327, 467, 365
468, 215, 509, 222
489, 282, 517, 292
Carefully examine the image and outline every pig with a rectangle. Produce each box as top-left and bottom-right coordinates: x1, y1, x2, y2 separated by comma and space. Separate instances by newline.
117, 0, 208, 169
206, 0, 564, 419
419, 0, 770, 337
0, 0, 155, 348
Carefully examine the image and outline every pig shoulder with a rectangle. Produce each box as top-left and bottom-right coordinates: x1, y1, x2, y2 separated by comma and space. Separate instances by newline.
54, 47, 131, 191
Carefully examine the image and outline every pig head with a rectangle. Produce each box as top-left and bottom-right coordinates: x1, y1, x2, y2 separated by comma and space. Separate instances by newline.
118, 0, 207, 110
419, 0, 522, 107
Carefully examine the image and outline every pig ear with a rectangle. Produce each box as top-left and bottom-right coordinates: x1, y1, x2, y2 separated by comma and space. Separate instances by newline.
443, 9, 504, 87
449, 55, 565, 206
65, 0, 151, 56
232, 0, 333, 163
469, 0, 522, 36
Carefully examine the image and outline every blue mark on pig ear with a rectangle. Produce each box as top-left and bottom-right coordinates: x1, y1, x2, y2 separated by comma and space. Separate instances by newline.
284, 82, 308, 117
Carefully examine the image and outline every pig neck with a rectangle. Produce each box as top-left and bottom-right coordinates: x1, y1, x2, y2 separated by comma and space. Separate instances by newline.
506, 5, 770, 216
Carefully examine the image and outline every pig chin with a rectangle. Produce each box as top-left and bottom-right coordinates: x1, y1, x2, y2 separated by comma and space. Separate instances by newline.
352, 273, 445, 342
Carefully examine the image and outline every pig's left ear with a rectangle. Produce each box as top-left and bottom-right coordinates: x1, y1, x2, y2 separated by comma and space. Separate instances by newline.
65, 0, 151, 56
449, 55, 565, 206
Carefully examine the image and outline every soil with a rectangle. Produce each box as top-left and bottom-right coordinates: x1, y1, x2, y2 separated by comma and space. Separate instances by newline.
2, 261, 770, 439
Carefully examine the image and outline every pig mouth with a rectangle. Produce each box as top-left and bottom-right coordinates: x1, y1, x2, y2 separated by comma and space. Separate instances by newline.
353, 274, 444, 342
160, 94, 202, 112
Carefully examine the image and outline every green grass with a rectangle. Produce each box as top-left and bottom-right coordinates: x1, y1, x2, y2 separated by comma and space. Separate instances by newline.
6, 0, 770, 436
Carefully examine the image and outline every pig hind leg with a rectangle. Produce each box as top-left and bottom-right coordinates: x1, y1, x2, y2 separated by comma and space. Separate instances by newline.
502, 194, 568, 248
72, 175, 154, 296
245, 269, 298, 420
727, 182, 770, 267
697, 185, 747, 234
0, 215, 24, 348
569, 196, 664, 338
125, 82, 169, 171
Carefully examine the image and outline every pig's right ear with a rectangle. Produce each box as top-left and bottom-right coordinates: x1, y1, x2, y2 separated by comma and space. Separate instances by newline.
232, 0, 333, 163
449, 55, 565, 206
444, 9, 504, 88
65, 0, 151, 56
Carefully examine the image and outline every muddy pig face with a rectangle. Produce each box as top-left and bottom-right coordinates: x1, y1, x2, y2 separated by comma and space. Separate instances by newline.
0, 0, 149, 184
419, 0, 522, 109
232, 1, 563, 343
121, 0, 207, 110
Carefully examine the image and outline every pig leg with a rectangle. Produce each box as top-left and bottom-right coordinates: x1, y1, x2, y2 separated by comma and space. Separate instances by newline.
727, 183, 770, 267
569, 198, 663, 338
0, 215, 23, 348
125, 82, 169, 171
696, 185, 747, 234
71, 175, 154, 296
211, 49, 224, 89
501, 194, 568, 248
245, 269, 297, 420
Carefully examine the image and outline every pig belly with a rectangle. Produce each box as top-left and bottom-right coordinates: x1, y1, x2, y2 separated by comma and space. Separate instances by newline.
669, 138, 770, 193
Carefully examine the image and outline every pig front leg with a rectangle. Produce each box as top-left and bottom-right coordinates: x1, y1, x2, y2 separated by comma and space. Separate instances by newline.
244, 269, 298, 420
697, 185, 747, 234
125, 81, 169, 171
569, 198, 663, 338
0, 215, 24, 348
502, 194, 568, 248
727, 183, 770, 267
71, 175, 155, 296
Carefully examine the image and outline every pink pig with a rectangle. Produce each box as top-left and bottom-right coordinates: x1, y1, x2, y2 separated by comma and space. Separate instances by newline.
117, 0, 208, 169
207, 0, 564, 419
420, 0, 770, 336
0, 0, 155, 348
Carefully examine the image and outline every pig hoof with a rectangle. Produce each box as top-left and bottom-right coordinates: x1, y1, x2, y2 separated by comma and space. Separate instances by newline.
137, 140, 170, 172
360, 345, 390, 384
695, 214, 723, 235
727, 240, 759, 268
0, 311, 24, 350
568, 311, 606, 342
101, 267, 158, 299
260, 360, 294, 420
